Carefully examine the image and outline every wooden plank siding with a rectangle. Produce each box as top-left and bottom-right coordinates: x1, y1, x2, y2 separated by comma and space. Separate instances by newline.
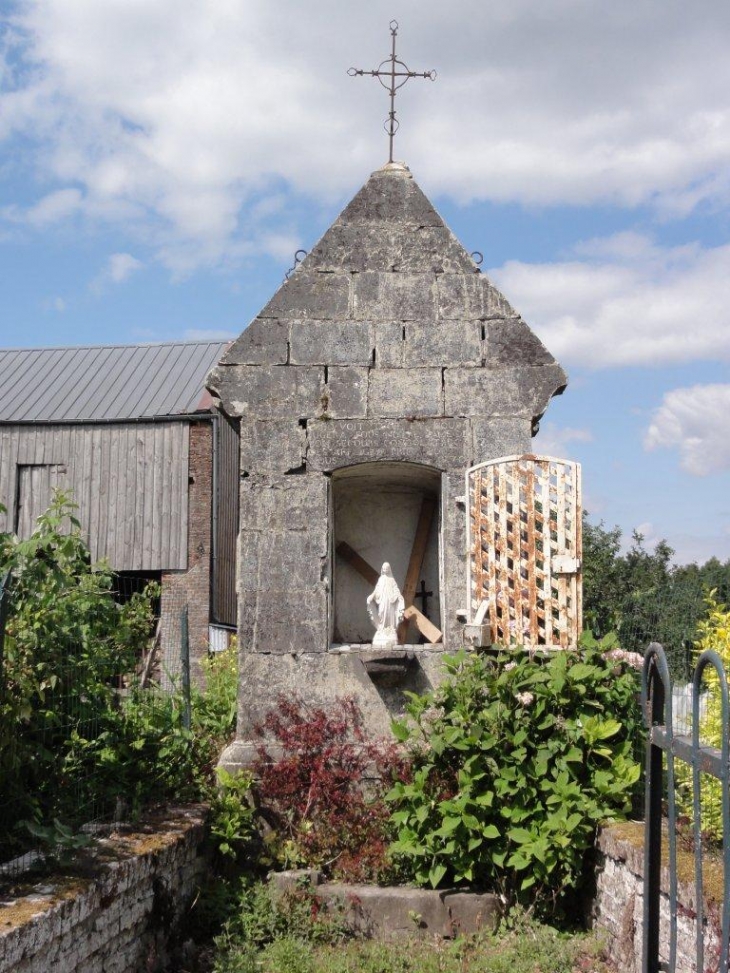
0, 422, 190, 571
212, 414, 239, 627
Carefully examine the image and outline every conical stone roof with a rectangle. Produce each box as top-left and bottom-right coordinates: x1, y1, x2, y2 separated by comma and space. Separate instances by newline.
209, 162, 566, 433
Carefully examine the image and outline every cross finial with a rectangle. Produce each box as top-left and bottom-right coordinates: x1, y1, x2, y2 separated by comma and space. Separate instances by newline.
348, 21, 436, 164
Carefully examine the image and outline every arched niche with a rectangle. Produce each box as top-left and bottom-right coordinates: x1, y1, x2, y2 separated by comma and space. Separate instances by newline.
331, 462, 442, 646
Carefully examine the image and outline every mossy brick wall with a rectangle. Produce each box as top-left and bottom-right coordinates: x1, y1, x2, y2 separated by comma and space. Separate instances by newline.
0, 805, 207, 973
161, 420, 213, 688
593, 822, 723, 973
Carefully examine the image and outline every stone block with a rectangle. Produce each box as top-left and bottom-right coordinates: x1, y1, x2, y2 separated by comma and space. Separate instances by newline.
239, 421, 306, 473
483, 279, 518, 318
440, 469, 467, 518
374, 320, 405, 367
444, 365, 567, 419
239, 529, 327, 590
404, 320, 482, 367
239, 474, 329, 532
353, 273, 438, 321
208, 364, 323, 420
338, 168, 443, 226
306, 225, 403, 273
230, 651, 400, 748
307, 418, 469, 472
367, 368, 443, 418
399, 227, 477, 275
221, 319, 289, 365
307, 223, 476, 274
289, 319, 372, 366
237, 585, 329, 654
484, 317, 555, 366
325, 367, 368, 419
314, 883, 499, 939
463, 624, 491, 648
441, 891, 500, 936
267, 869, 322, 896
469, 417, 532, 466
258, 271, 350, 319
437, 275, 485, 319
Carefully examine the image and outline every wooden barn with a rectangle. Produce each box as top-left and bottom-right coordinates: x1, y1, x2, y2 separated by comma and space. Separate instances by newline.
0, 340, 239, 682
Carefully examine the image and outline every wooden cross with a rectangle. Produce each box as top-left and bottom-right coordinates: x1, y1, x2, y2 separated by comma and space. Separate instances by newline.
348, 21, 437, 164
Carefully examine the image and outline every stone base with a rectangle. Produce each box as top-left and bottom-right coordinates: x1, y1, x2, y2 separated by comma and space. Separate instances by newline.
221, 648, 448, 771
321, 883, 499, 939
267, 870, 499, 940
218, 738, 261, 774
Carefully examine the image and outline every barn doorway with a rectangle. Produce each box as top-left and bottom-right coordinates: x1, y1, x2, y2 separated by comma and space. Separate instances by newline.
332, 462, 442, 646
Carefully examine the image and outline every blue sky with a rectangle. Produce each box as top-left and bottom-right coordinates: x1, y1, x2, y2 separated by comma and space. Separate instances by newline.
1, 0, 730, 564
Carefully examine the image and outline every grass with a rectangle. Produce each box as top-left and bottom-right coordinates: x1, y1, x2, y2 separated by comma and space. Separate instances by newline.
251, 929, 615, 973
206, 890, 617, 973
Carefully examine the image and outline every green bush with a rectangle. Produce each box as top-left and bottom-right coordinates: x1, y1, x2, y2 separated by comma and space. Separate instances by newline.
0, 493, 239, 860
676, 592, 730, 840
0, 495, 158, 852
212, 879, 350, 973
386, 635, 642, 916
210, 767, 258, 864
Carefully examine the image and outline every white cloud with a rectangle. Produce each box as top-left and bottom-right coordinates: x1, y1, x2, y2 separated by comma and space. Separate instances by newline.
533, 422, 592, 458
107, 252, 142, 283
490, 234, 730, 368
3, 188, 83, 225
91, 252, 143, 291
667, 529, 730, 566
41, 295, 66, 312
644, 384, 730, 475
1, 0, 730, 270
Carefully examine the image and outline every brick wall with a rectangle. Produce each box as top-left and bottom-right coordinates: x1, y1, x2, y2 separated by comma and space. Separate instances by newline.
0, 806, 208, 973
593, 822, 723, 972
161, 420, 213, 687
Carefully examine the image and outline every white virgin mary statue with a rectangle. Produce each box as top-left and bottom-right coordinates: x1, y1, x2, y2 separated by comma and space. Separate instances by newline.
367, 562, 405, 649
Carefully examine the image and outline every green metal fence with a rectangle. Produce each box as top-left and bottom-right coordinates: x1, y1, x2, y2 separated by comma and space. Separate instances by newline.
642, 643, 730, 973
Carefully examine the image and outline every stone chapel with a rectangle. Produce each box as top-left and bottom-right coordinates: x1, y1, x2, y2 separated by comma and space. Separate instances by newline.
208, 161, 568, 768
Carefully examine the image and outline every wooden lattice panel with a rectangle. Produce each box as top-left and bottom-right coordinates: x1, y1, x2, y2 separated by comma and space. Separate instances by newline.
466, 455, 582, 649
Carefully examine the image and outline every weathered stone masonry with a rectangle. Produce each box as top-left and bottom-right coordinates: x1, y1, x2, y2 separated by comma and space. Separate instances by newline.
0, 806, 207, 973
594, 822, 723, 973
208, 162, 567, 766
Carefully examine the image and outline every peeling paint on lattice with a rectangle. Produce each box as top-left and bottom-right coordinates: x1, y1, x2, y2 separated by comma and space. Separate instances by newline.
466, 455, 582, 649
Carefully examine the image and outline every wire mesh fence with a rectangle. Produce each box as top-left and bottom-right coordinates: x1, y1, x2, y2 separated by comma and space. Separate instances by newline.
0, 570, 192, 878
613, 573, 710, 681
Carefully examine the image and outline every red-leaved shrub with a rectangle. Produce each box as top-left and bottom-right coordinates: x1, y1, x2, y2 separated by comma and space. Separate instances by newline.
253, 695, 408, 883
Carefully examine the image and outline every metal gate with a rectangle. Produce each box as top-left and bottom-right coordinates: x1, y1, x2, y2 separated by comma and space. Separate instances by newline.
642, 643, 730, 973
465, 454, 582, 649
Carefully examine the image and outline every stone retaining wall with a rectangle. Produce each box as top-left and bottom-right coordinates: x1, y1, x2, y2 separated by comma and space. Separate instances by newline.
593, 822, 723, 973
0, 805, 208, 973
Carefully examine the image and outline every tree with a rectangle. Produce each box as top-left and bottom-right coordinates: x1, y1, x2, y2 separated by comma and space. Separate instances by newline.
581, 511, 730, 677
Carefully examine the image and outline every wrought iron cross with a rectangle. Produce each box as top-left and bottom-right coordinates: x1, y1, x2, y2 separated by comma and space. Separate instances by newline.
348, 21, 436, 164
415, 579, 433, 619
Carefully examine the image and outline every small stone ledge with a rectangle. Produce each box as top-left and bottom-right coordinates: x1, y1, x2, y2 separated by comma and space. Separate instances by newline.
329, 644, 444, 657
268, 870, 499, 940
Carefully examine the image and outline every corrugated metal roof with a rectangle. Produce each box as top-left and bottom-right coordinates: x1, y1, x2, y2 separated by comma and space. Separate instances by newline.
0, 341, 229, 422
